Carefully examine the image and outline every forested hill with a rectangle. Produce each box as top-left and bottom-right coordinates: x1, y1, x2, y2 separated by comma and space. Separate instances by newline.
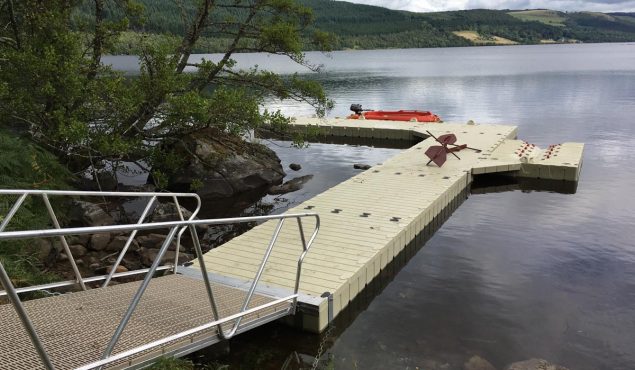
74, 1, 635, 52
295, 4, 635, 48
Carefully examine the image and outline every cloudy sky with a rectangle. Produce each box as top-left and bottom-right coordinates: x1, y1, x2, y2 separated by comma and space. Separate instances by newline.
344, 0, 635, 13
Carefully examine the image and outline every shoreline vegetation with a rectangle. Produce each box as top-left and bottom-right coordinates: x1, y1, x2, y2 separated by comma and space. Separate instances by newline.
72, 2, 635, 55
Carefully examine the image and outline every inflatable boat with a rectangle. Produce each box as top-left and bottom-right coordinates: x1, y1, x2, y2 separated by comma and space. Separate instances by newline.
347, 104, 442, 123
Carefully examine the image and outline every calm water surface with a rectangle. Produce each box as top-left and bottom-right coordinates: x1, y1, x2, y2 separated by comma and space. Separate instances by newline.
110, 43, 635, 369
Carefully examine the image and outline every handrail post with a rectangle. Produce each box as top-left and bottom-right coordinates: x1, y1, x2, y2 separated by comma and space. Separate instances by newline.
188, 224, 225, 338
292, 215, 320, 312
225, 218, 286, 338
41, 194, 86, 291
296, 217, 307, 251
172, 196, 187, 274
171, 194, 201, 274
100, 226, 179, 361
0, 262, 55, 370
102, 196, 157, 287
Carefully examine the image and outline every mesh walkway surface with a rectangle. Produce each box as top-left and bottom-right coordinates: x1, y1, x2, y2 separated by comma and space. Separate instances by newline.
0, 274, 289, 370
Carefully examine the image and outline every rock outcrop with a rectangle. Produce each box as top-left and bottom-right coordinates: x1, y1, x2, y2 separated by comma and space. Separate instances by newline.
149, 202, 194, 222
505, 359, 570, 370
464, 356, 496, 370
354, 163, 371, 170
69, 201, 114, 227
48, 199, 204, 276
156, 128, 285, 198
268, 175, 314, 195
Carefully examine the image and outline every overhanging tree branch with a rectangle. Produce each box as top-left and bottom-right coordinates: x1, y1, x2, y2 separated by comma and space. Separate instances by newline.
6, 0, 21, 50
174, 0, 214, 73
87, 0, 104, 80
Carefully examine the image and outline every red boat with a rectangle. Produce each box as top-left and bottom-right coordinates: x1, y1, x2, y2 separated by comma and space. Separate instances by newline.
347, 104, 442, 123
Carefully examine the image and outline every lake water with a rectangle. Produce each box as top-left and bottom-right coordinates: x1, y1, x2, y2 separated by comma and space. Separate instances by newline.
108, 43, 635, 369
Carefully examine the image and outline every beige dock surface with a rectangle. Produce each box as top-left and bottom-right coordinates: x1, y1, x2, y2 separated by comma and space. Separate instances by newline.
193, 118, 584, 331
0, 274, 288, 369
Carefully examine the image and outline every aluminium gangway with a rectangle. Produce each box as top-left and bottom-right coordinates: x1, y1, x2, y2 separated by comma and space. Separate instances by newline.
0, 190, 319, 370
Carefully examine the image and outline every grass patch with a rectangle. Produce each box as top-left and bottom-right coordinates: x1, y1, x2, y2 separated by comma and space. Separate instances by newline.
508, 10, 567, 27
148, 357, 229, 370
0, 131, 71, 291
148, 357, 196, 370
614, 15, 635, 25
580, 11, 618, 21
453, 31, 518, 45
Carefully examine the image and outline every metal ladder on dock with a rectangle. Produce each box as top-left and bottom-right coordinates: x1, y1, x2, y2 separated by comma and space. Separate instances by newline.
0, 190, 319, 370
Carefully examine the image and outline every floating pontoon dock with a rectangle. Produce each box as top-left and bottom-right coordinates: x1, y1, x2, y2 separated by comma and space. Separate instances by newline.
192, 118, 584, 332
0, 118, 583, 369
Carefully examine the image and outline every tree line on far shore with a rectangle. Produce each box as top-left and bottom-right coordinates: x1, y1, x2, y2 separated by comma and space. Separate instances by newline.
72, 1, 635, 54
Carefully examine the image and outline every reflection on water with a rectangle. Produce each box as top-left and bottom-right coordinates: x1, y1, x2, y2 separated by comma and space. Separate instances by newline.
471, 174, 579, 194
256, 140, 404, 215
110, 44, 635, 369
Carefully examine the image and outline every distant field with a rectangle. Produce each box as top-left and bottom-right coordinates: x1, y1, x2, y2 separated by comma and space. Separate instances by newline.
613, 15, 635, 24
581, 11, 617, 21
508, 10, 567, 26
453, 31, 518, 45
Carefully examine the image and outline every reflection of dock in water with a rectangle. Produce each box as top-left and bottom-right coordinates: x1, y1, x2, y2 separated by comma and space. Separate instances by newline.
194, 118, 584, 332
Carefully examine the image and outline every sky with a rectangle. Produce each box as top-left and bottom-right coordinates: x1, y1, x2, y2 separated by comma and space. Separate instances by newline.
343, 0, 635, 13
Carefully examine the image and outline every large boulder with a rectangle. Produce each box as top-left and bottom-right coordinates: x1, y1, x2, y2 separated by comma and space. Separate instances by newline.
137, 233, 169, 249
149, 202, 194, 222
27, 239, 54, 264
69, 244, 88, 257
505, 359, 570, 370
75, 171, 118, 191
139, 248, 193, 267
268, 174, 314, 195
156, 128, 285, 198
105, 235, 140, 253
69, 201, 114, 227
90, 233, 112, 251
465, 356, 496, 370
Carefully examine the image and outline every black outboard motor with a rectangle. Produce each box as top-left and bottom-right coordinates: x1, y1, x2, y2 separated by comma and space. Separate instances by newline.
350, 104, 364, 115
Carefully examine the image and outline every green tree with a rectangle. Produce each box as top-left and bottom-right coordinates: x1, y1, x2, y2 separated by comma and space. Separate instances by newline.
0, 0, 332, 183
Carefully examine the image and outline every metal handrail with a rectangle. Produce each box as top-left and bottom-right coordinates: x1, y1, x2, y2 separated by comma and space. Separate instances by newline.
76, 295, 299, 370
0, 189, 202, 291
0, 213, 318, 239
0, 189, 319, 370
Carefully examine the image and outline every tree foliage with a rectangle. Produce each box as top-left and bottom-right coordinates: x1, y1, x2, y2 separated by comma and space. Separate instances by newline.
0, 0, 332, 183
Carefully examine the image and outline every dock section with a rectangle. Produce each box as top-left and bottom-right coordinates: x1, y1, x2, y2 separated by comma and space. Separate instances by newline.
192, 118, 584, 332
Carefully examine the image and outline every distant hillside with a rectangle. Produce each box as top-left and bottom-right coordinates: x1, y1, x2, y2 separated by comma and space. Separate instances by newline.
417, 9, 567, 44
509, 9, 635, 42
296, 0, 473, 49
73, 1, 635, 53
